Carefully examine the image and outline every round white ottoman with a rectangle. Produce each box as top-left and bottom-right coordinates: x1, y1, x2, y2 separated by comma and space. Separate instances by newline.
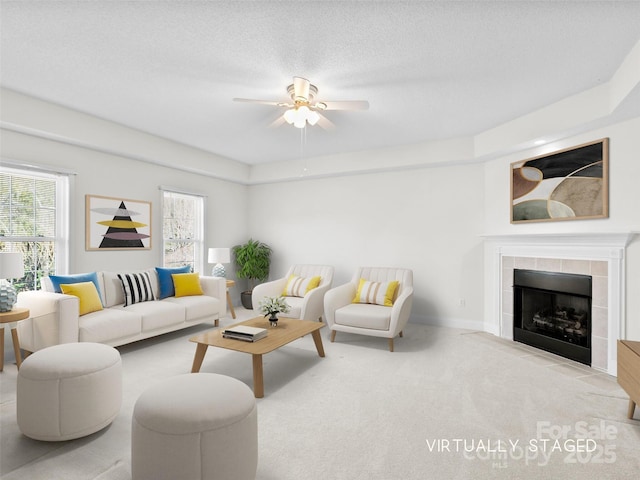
132, 373, 258, 480
17, 342, 122, 441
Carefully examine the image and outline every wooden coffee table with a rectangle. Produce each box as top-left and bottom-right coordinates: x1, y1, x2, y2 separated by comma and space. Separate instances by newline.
189, 316, 325, 397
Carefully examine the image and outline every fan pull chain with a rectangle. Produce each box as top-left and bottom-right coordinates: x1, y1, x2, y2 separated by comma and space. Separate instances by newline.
300, 125, 308, 176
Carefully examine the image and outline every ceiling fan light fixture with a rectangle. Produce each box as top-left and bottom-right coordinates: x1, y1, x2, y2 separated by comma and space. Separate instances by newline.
234, 76, 369, 130
283, 105, 319, 128
307, 110, 320, 126
283, 108, 297, 124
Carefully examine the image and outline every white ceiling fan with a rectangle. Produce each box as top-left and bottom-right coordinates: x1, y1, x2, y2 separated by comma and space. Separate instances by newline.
233, 76, 369, 129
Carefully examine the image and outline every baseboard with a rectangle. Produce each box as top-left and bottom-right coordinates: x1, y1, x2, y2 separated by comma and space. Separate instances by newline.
409, 314, 485, 332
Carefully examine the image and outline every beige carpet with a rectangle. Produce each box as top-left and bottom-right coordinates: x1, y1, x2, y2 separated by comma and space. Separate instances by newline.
1, 307, 639, 479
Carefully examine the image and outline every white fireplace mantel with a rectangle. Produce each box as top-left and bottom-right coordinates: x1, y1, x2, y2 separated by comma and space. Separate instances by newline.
483, 231, 637, 376
481, 232, 636, 248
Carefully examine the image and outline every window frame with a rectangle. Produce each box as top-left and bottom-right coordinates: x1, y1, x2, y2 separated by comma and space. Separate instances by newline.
160, 187, 206, 273
0, 164, 70, 291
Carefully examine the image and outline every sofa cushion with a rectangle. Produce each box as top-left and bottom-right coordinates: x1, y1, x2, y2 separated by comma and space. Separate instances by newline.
278, 296, 303, 319
49, 272, 104, 305
282, 275, 321, 298
156, 266, 191, 299
118, 272, 155, 306
60, 282, 104, 316
335, 303, 391, 331
162, 295, 221, 322
352, 279, 399, 307
112, 300, 185, 332
79, 308, 142, 344
172, 273, 204, 297
102, 269, 156, 308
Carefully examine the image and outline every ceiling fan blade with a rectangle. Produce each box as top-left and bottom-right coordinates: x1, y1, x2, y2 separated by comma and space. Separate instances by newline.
318, 100, 369, 111
317, 113, 335, 130
292, 77, 310, 101
233, 98, 291, 107
268, 115, 287, 128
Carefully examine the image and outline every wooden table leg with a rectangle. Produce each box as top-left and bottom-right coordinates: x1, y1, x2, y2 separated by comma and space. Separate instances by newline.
226, 290, 236, 319
0, 328, 4, 372
311, 330, 325, 358
252, 354, 264, 398
11, 327, 22, 369
628, 399, 637, 419
191, 343, 209, 373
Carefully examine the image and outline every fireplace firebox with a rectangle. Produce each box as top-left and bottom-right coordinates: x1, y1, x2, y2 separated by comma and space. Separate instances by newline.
513, 269, 592, 365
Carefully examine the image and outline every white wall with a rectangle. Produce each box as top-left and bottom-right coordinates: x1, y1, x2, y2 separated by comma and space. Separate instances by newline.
1, 95, 250, 362
247, 116, 640, 338
2, 88, 639, 370
482, 117, 640, 339
248, 162, 486, 330
2, 130, 249, 274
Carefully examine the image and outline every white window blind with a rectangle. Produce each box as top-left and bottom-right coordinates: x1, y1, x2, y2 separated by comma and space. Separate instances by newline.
161, 188, 205, 272
0, 166, 70, 291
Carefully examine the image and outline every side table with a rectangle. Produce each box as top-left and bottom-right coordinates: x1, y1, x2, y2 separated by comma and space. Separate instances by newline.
0, 307, 30, 371
226, 279, 236, 319
618, 339, 640, 419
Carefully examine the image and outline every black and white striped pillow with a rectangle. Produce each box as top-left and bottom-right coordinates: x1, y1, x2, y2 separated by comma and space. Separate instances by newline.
117, 272, 155, 307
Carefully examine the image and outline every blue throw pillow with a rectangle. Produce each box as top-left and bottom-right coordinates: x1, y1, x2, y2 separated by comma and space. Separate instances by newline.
156, 266, 191, 299
49, 272, 104, 305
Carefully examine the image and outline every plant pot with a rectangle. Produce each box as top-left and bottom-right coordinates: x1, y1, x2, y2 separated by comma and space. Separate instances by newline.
241, 291, 253, 310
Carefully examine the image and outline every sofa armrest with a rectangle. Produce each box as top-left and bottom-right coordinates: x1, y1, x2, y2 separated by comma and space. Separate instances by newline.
252, 278, 288, 309
199, 276, 227, 314
300, 283, 332, 322
389, 287, 414, 336
15, 291, 80, 352
324, 283, 356, 328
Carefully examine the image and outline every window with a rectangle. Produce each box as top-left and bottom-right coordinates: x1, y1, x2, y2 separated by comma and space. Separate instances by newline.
0, 166, 70, 292
161, 188, 205, 272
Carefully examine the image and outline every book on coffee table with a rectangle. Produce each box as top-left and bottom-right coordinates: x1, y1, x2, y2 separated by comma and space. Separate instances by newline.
223, 325, 268, 342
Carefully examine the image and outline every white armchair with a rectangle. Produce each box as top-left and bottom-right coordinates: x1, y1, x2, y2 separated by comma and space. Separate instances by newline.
252, 265, 334, 322
324, 267, 413, 352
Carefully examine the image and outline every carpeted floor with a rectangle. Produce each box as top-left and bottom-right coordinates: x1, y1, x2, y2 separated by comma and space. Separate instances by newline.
1, 307, 639, 479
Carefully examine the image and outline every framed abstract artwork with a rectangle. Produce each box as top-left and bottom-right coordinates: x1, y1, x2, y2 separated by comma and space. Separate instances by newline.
86, 195, 152, 250
510, 138, 609, 224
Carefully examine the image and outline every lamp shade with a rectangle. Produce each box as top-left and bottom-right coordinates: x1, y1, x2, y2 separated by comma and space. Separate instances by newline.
0, 252, 24, 279
0, 252, 23, 312
208, 248, 230, 264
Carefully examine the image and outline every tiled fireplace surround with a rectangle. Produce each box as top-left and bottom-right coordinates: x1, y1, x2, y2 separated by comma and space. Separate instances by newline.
484, 233, 634, 376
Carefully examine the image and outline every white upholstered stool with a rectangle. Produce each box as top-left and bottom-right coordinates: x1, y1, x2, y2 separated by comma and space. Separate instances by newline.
132, 373, 258, 480
17, 342, 122, 441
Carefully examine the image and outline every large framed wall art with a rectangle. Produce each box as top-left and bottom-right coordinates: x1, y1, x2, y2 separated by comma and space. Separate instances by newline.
510, 138, 609, 224
86, 195, 152, 250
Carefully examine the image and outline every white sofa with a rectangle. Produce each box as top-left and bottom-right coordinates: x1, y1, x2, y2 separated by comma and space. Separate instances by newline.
15, 269, 226, 353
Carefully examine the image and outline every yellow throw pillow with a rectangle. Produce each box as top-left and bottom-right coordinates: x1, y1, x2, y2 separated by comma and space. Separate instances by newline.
282, 275, 321, 297
60, 281, 104, 316
352, 279, 399, 307
172, 273, 204, 297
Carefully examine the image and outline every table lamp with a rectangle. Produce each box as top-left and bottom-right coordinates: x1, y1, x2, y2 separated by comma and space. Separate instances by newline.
0, 252, 24, 312
208, 248, 230, 277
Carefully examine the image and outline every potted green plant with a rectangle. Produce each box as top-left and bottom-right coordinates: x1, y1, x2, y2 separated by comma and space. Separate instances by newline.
232, 239, 272, 309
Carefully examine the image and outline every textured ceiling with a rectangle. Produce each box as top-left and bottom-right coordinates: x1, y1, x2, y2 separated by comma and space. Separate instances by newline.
1, 1, 640, 165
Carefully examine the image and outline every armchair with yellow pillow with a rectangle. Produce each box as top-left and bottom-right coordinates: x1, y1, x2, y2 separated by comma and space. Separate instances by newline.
251, 264, 334, 322
324, 267, 413, 352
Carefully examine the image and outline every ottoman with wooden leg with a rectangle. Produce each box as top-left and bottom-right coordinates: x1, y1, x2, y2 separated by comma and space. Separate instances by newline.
131, 373, 258, 480
17, 342, 122, 441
